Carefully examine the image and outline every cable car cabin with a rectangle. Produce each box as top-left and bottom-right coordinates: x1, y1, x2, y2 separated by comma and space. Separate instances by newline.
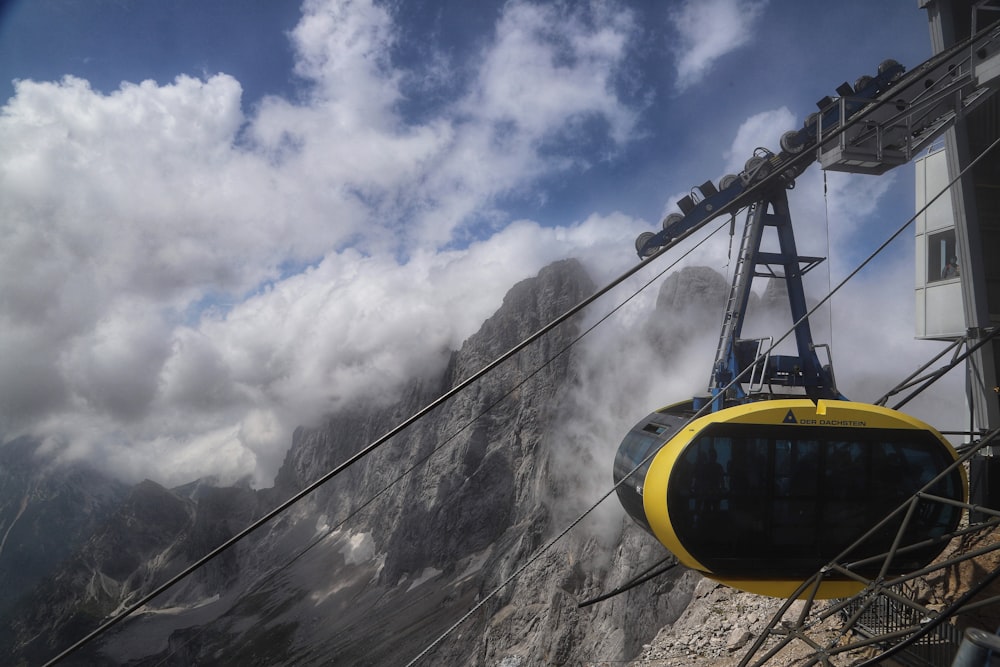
614, 399, 967, 599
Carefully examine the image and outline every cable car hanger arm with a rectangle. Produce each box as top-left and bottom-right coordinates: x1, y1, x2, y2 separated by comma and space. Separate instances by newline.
635, 18, 1000, 260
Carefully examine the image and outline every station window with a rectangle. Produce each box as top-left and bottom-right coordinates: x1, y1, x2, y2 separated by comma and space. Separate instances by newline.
928, 229, 959, 282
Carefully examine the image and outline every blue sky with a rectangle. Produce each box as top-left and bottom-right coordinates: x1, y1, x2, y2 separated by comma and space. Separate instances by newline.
0, 0, 960, 485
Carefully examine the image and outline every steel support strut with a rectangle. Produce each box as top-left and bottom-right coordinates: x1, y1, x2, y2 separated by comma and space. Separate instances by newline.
710, 187, 840, 406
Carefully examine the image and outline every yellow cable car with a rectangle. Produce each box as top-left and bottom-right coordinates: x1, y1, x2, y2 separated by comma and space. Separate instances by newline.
614, 399, 967, 598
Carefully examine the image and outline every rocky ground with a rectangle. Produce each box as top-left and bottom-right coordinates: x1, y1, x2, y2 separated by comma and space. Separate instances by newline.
622, 575, 894, 667
620, 529, 1000, 667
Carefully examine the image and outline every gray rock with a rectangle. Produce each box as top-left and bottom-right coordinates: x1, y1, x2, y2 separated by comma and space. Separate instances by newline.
3, 260, 723, 666
726, 625, 751, 651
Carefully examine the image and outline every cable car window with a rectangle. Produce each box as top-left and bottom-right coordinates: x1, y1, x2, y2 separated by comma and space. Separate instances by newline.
614, 414, 686, 533
821, 441, 868, 551
667, 424, 963, 579
773, 440, 792, 492
613, 430, 664, 531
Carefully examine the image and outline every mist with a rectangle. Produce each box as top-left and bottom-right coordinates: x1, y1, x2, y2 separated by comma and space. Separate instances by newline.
0, 0, 956, 493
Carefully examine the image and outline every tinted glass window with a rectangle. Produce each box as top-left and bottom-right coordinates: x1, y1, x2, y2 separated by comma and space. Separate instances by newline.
614, 416, 683, 533
667, 424, 963, 578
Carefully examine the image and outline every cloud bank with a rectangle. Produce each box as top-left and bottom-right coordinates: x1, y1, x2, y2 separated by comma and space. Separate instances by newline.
0, 0, 954, 491
0, 0, 650, 486
668, 0, 770, 91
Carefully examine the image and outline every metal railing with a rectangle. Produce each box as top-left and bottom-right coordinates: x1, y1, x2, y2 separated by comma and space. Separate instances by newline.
843, 581, 964, 667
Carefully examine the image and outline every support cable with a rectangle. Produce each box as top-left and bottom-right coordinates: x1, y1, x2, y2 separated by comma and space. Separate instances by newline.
406, 132, 1000, 666
822, 169, 835, 355
43, 223, 730, 665
48, 30, 1000, 665
576, 556, 679, 609
150, 219, 734, 666
205, 221, 726, 666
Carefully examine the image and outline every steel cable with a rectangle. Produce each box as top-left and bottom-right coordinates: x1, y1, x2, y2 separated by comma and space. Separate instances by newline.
45, 23, 1000, 663
43, 218, 729, 665
406, 123, 1000, 667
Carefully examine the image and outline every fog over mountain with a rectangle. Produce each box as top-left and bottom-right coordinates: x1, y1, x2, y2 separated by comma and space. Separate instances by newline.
0, 0, 948, 491
0, 256, 967, 665
0, 2, 972, 662
0, 261, 745, 664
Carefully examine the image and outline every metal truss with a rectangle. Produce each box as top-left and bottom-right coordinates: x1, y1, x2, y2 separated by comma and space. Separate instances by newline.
737, 428, 1000, 667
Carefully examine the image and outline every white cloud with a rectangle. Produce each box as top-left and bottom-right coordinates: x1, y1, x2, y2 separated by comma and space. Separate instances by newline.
60, 300, 172, 422
290, 0, 399, 110
247, 0, 640, 251
416, 1, 640, 246
0, 0, 645, 486
13, 214, 648, 487
722, 107, 796, 175
469, 2, 637, 144
668, 0, 769, 91
0, 0, 954, 493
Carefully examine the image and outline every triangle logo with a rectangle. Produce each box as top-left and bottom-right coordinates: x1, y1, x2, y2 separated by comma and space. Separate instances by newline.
783, 410, 797, 424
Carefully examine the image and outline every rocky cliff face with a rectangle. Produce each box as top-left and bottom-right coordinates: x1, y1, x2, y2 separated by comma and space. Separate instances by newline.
0, 437, 129, 661
2, 260, 743, 666
0, 439, 128, 606
2, 476, 261, 666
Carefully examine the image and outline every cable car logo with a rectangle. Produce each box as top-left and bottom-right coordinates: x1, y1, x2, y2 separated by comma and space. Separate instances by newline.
797, 418, 868, 427
780, 409, 867, 427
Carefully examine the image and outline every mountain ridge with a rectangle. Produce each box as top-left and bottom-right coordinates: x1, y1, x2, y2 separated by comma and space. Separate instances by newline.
2, 259, 738, 665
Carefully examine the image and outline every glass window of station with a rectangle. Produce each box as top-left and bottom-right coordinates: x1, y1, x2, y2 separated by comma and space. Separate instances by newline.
928, 229, 959, 282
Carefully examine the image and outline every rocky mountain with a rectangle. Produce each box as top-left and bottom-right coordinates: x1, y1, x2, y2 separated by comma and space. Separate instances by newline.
0, 439, 128, 629
0, 261, 769, 666
1, 475, 262, 665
